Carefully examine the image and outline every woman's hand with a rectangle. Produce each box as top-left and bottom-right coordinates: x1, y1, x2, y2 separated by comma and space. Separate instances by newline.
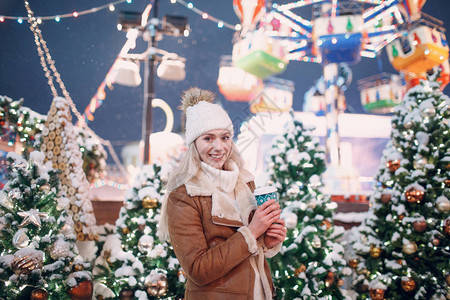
248, 199, 281, 240
264, 219, 287, 249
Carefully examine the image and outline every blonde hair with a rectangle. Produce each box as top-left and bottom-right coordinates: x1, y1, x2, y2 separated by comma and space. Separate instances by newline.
158, 140, 244, 241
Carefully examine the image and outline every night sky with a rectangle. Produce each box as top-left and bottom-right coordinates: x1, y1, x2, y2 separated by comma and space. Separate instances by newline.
1, 0, 450, 163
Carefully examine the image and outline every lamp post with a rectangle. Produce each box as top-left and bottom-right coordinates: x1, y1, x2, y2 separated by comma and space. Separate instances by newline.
118, 1, 189, 165
142, 1, 159, 165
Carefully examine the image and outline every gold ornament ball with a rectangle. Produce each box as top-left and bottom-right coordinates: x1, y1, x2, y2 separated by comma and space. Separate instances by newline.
145, 273, 168, 297
386, 160, 401, 173
121, 227, 130, 235
369, 288, 385, 300
356, 268, 368, 275
67, 280, 93, 300
370, 245, 382, 258
432, 238, 440, 246
72, 263, 84, 272
31, 288, 48, 300
405, 187, 424, 203
325, 271, 335, 287
12, 252, 43, 275
403, 241, 418, 254
321, 220, 332, 230
39, 184, 51, 192
445, 179, 450, 187
142, 196, 158, 209
294, 264, 306, 276
412, 220, 427, 233
348, 259, 358, 269
437, 199, 450, 212
401, 278, 416, 292
337, 279, 344, 287
119, 289, 134, 300
380, 194, 391, 204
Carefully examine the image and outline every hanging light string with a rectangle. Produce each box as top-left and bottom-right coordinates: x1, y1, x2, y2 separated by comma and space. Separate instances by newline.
23, 0, 129, 181
24, 1, 58, 97
170, 0, 240, 30
2, 0, 130, 23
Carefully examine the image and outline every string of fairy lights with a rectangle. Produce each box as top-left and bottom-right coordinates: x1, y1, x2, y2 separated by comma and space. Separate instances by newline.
170, 0, 241, 30
0, 0, 242, 31
0, 0, 132, 23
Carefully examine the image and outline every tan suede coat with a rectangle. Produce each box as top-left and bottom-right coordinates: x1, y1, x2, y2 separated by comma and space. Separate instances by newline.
166, 172, 276, 300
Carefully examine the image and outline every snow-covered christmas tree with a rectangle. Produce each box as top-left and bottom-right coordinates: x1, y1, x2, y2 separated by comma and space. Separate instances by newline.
267, 119, 327, 205
350, 78, 450, 299
267, 118, 349, 299
0, 95, 46, 150
94, 162, 185, 299
40, 97, 98, 260
0, 151, 93, 299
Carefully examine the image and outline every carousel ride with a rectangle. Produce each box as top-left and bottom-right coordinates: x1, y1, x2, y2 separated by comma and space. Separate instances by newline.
220, 0, 449, 192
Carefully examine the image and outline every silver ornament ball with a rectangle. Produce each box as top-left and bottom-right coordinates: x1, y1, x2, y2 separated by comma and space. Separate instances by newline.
421, 107, 436, 118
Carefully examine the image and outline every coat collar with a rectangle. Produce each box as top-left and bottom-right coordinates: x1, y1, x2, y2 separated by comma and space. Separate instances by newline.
185, 162, 256, 227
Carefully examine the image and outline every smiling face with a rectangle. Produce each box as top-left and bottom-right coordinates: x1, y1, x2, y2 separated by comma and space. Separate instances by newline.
194, 129, 232, 169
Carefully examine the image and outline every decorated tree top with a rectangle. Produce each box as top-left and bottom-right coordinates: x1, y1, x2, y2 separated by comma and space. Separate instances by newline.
0, 151, 92, 299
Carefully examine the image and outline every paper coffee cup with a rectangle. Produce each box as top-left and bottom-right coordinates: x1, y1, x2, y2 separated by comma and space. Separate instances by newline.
254, 186, 278, 206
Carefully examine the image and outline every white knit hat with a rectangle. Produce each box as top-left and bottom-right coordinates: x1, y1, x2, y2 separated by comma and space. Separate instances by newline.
180, 87, 234, 145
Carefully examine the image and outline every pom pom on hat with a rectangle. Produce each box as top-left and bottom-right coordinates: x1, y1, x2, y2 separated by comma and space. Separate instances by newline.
181, 87, 234, 145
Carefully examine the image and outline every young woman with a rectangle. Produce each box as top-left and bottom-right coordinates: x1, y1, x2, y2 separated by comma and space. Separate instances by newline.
159, 87, 286, 299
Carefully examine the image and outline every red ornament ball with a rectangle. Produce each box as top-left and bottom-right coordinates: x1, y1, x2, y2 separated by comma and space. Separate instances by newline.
369, 288, 385, 300
412, 220, 427, 232
67, 280, 93, 300
401, 278, 416, 292
386, 160, 401, 172
31, 288, 48, 300
380, 194, 391, 204
405, 187, 424, 203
